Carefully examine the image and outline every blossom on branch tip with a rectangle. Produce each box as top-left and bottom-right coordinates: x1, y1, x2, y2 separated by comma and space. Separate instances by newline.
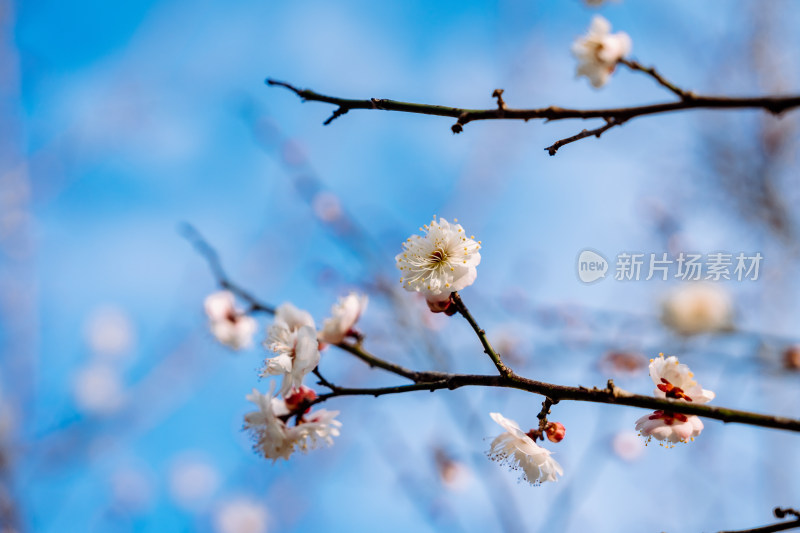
319, 292, 368, 345
204, 291, 258, 350
487, 412, 563, 485
244, 385, 341, 461
636, 353, 715, 445
396, 216, 481, 305
572, 16, 631, 88
648, 353, 715, 404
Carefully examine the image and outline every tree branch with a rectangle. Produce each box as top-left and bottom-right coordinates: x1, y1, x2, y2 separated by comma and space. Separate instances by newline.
186, 226, 800, 434
305, 364, 800, 433
266, 77, 800, 154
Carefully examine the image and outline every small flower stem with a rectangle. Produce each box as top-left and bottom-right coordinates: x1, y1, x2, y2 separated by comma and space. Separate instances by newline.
537, 397, 557, 432
334, 341, 449, 383
450, 292, 512, 378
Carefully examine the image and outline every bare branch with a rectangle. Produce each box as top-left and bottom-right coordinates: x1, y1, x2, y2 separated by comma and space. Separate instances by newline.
266, 77, 800, 154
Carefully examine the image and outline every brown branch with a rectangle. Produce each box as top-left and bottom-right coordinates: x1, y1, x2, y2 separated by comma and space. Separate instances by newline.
304, 362, 800, 433
719, 508, 800, 533
187, 227, 800, 434
180, 223, 275, 314
619, 58, 694, 100
545, 117, 625, 156
266, 78, 800, 154
450, 292, 512, 377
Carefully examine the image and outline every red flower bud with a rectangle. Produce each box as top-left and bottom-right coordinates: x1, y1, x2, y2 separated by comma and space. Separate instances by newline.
545, 422, 566, 443
427, 298, 456, 315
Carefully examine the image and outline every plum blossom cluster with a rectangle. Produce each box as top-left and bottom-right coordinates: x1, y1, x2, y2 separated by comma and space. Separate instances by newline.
395, 215, 481, 313
572, 16, 631, 88
245, 384, 341, 461
635, 354, 715, 447
204, 291, 369, 461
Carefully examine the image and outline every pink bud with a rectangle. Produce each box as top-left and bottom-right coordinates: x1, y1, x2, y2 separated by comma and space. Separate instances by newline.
545, 422, 566, 443
428, 298, 450, 313
427, 298, 455, 315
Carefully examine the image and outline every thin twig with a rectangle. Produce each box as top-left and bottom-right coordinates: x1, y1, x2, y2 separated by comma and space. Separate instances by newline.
545, 118, 624, 156
619, 58, 694, 100
333, 340, 449, 383
180, 223, 275, 314
266, 78, 800, 154
450, 292, 512, 377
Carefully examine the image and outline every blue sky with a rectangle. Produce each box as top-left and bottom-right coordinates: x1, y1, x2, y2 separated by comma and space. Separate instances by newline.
3, 1, 800, 532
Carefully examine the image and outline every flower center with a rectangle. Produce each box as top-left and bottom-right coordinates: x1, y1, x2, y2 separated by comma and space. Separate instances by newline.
428, 247, 448, 267
657, 378, 692, 401
225, 309, 239, 324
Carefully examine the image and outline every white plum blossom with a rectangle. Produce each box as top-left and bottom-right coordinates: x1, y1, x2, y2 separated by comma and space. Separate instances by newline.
635, 410, 704, 445
661, 283, 734, 336
319, 292, 368, 345
648, 353, 715, 404
262, 324, 320, 395
572, 16, 631, 88
635, 354, 715, 445
244, 386, 341, 461
205, 291, 258, 350
245, 386, 302, 461
396, 216, 481, 304
487, 412, 563, 485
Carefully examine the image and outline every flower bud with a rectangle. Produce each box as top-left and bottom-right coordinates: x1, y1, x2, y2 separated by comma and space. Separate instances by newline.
427, 298, 456, 315
284, 386, 317, 413
545, 422, 566, 443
